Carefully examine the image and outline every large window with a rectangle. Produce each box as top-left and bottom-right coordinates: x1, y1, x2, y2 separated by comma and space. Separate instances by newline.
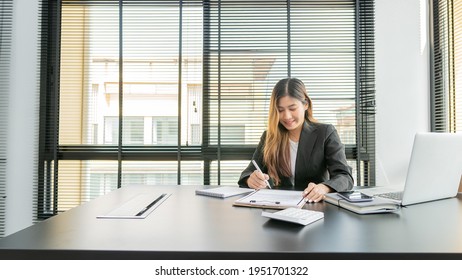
39, 0, 375, 216
431, 0, 462, 132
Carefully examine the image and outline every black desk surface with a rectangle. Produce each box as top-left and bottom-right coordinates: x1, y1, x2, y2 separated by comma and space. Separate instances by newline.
1, 185, 462, 259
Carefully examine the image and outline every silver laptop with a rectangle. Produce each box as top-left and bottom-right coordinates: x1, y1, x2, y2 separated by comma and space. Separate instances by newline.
361, 132, 462, 206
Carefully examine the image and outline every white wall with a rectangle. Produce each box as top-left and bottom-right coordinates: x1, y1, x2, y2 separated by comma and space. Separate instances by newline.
5, 0, 40, 235
3, 0, 431, 235
375, 0, 431, 186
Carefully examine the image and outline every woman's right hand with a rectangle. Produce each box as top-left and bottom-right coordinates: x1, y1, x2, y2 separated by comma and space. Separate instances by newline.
247, 170, 270, 189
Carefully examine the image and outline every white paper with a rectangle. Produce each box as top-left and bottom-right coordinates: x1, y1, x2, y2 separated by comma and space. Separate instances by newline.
235, 189, 305, 208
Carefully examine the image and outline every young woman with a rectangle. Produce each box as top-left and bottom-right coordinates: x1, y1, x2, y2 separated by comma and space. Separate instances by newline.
238, 78, 353, 202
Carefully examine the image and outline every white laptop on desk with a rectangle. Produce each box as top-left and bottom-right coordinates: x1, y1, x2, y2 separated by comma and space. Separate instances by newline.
361, 132, 462, 206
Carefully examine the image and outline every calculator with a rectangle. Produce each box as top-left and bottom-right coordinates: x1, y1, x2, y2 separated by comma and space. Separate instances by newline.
261, 207, 324, 226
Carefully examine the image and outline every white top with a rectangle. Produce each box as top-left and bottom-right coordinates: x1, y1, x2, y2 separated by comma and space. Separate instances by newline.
289, 139, 298, 185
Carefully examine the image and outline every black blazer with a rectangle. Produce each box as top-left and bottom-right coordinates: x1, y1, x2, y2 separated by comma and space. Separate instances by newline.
238, 122, 354, 192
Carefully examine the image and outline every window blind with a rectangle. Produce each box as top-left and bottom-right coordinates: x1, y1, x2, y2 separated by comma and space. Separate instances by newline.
39, 0, 375, 216
432, 0, 462, 132
356, 0, 375, 186
0, 0, 13, 237
453, 0, 462, 131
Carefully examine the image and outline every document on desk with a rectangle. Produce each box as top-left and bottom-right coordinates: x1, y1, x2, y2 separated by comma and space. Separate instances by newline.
233, 189, 306, 209
97, 193, 171, 219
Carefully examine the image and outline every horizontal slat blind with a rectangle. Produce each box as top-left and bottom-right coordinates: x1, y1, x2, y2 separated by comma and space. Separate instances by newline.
291, 0, 356, 145
206, 0, 288, 148
432, 0, 462, 132
206, 0, 363, 184
453, 0, 462, 132
60, 1, 119, 146
432, 0, 451, 131
0, 0, 13, 237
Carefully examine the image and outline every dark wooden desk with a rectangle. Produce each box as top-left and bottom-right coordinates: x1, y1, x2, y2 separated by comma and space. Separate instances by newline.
1, 185, 462, 259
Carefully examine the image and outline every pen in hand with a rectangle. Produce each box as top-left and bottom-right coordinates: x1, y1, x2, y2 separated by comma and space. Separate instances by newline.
251, 160, 272, 189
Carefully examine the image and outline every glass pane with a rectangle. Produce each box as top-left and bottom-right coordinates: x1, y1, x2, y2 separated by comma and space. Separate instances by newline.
207, 1, 288, 146
60, 2, 203, 146
207, 0, 357, 147
292, 2, 356, 145
60, 4, 120, 145
210, 160, 251, 185
180, 161, 204, 185
347, 160, 357, 186
313, 99, 356, 145
122, 4, 179, 146
121, 161, 177, 186
152, 117, 178, 145
121, 161, 203, 186
104, 116, 145, 145
58, 160, 119, 212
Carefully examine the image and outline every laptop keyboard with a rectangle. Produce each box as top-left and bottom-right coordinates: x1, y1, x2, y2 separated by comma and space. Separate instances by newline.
376, 191, 404, 201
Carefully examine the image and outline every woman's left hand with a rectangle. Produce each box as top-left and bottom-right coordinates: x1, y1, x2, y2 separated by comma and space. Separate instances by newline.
303, 182, 332, 202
